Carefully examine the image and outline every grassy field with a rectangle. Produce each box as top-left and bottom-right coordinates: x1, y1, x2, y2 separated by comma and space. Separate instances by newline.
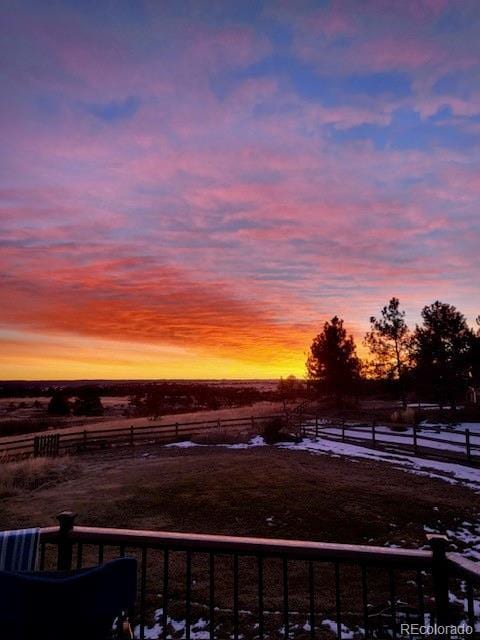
1, 445, 475, 539
0, 400, 285, 441
0, 443, 477, 637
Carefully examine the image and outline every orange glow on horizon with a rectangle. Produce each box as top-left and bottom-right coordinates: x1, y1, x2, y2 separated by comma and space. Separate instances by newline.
0, 323, 371, 381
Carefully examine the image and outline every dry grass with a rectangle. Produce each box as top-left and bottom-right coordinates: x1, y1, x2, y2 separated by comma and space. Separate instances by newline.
0, 456, 80, 497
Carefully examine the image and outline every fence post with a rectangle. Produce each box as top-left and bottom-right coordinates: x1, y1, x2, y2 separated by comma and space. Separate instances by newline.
175, 422, 179, 438
413, 424, 418, 455
371, 422, 376, 449
130, 425, 134, 447
251, 416, 255, 431
315, 416, 319, 440
427, 534, 450, 625
56, 511, 77, 571
83, 430, 88, 449
217, 419, 221, 429
342, 419, 345, 442
465, 429, 472, 464
33, 436, 40, 457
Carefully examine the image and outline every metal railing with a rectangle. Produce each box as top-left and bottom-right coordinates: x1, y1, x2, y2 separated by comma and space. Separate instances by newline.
302, 415, 480, 466
37, 512, 480, 639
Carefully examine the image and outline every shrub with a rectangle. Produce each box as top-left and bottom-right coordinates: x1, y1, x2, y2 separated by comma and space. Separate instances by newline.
72, 391, 104, 416
47, 392, 70, 416
262, 417, 286, 444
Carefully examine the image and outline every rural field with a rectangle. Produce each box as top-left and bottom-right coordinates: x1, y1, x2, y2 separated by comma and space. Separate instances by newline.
0, 397, 285, 441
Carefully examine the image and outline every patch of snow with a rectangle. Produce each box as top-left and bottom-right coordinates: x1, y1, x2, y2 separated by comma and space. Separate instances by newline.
164, 440, 201, 449
304, 421, 480, 455
277, 438, 480, 494
321, 618, 356, 639
165, 435, 266, 450
225, 435, 266, 449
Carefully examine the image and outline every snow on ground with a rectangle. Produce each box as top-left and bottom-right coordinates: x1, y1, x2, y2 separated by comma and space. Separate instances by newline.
278, 437, 480, 492
165, 435, 266, 450
135, 607, 364, 640
279, 436, 480, 560
303, 420, 480, 456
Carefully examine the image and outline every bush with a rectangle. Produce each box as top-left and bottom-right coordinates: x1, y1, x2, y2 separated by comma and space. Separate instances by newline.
262, 417, 287, 444
47, 392, 70, 416
390, 407, 418, 425
72, 391, 104, 416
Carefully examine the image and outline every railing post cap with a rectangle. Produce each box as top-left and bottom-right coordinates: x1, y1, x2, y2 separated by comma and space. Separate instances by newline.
426, 533, 449, 551
426, 533, 449, 542
56, 511, 77, 530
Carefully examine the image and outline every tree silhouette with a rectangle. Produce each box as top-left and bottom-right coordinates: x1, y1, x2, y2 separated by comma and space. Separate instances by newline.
47, 392, 70, 416
277, 375, 304, 401
469, 316, 480, 389
145, 389, 164, 419
411, 301, 474, 409
72, 390, 104, 416
364, 297, 410, 407
307, 316, 361, 407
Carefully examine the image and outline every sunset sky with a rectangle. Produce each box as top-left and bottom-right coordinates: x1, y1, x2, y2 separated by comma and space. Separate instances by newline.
1, 0, 480, 380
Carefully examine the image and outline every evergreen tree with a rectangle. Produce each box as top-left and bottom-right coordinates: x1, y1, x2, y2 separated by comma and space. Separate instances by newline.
364, 297, 410, 407
307, 316, 361, 406
411, 301, 474, 408
72, 389, 104, 416
47, 392, 70, 416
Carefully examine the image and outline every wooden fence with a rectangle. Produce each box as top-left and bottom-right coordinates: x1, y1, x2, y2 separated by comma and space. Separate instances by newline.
301, 414, 480, 466
0, 414, 281, 461
1, 410, 479, 467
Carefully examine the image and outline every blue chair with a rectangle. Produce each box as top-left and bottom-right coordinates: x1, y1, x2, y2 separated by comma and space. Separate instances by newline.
0, 557, 137, 640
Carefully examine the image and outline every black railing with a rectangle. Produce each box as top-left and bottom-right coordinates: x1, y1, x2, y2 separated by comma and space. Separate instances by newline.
302, 415, 480, 466
37, 512, 480, 639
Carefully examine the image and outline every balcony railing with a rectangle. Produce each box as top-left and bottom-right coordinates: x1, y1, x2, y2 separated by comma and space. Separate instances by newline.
37, 512, 480, 639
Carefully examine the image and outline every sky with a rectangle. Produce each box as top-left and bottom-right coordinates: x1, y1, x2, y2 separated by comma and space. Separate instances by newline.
1, 0, 480, 380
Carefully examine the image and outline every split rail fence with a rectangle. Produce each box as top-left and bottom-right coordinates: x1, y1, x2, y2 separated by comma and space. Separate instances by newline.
0, 414, 280, 462
301, 414, 480, 466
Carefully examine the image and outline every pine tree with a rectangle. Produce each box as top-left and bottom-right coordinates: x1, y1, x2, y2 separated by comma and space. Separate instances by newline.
412, 301, 474, 409
364, 297, 410, 407
307, 316, 361, 407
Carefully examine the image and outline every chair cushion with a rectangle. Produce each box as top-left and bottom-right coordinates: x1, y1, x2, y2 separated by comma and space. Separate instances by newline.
0, 557, 137, 640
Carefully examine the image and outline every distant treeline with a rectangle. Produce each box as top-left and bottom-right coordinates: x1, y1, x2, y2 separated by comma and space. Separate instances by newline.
0, 381, 273, 400
40, 382, 275, 418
